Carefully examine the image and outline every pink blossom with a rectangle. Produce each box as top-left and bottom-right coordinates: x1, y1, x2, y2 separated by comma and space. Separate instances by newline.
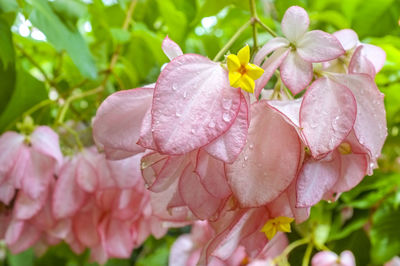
254, 6, 345, 96
312, 250, 355, 266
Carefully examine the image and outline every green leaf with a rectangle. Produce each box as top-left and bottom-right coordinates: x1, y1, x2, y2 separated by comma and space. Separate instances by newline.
0, 17, 14, 67
50, 0, 88, 29
156, 0, 187, 43
370, 196, 400, 264
0, 60, 15, 115
328, 209, 369, 241
0, 69, 48, 131
26, 0, 97, 79
8, 248, 34, 266
332, 229, 371, 266
0, 0, 19, 13
110, 28, 131, 44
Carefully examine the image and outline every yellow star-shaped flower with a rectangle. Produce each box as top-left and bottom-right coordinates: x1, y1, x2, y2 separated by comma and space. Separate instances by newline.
261, 216, 294, 240
227, 45, 264, 93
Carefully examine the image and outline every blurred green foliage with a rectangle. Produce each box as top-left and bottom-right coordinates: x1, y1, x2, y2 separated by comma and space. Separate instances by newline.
0, 0, 399, 265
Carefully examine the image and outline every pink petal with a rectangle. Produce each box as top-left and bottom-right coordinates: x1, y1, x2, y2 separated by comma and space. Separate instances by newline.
296, 151, 341, 207
92, 87, 154, 160
137, 109, 157, 150
179, 165, 222, 220
267, 98, 302, 128
98, 216, 133, 258
152, 54, 241, 155
204, 93, 249, 163
30, 126, 63, 166
0, 182, 15, 204
280, 51, 313, 95
14, 189, 48, 220
0, 132, 24, 182
362, 44, 386, 73
300, 78, 357, 158
5, 219, 24, 245
340, 251, 356, 266
7, 222, 41, 254
312, 251, 339, 266
162, 36, 183, 60
169, 234, 195, 266
255, 48, 289, 99
297, 30, 345, 62
75, 156, 98, 193
108, 153, 142, 189
195, 150, 231, 199
52, 159, 87, 219
331, 74, 387, 162
334, 29, 359, 50
226, 101, 301, 207
349, 46, 376, 77
73, 210, 100, 246
281, 6, 309, 42
254, 37, 289, 65
22, 148, 56, 199
260, 232, 289, 259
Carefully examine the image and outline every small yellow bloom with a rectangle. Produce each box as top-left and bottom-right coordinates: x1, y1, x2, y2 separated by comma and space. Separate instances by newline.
227, 45, 264, 93
261, 216, 294, 240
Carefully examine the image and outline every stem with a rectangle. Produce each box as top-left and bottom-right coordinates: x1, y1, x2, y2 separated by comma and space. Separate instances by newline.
255, 17, 278, 37
249, 0, 258, 52
213, 19, 252, 62
302, 242, 314, 266
4, 99, 54, 131
16, 43, 51, 83
61, 124, 83, 150
276, 237, 310, 261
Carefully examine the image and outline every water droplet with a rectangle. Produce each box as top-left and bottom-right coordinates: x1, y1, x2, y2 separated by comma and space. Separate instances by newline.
175, 112, 182, 117
223, 113, 231, 122
244, 156, 248, 161
249, 143, 254, 149
242, 163, 245, 168
172, 84, 177, 91
209, 121, 216, 128
191, 129, 196, 134
183, 91, 187, 98
369, 162, 375, 169
222, 98, 232, 110
151, 128, 155, 132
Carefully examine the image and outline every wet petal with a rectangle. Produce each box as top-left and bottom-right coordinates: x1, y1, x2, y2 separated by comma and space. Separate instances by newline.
162, 36, 183, 60
281, 6, 309, 42
254, 37, 289, 65
280, 51, 313, 95
333, 29, 359, 50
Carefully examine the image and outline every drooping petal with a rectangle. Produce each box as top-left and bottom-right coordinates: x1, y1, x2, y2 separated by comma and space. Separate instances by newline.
362, 44, 386, 73
333, 29, 359, 51
169, 234, 195, 266
179, 165, 222, 220
0, 132, 24, 181
349, 46, 376, 77
30, 126, 63, 166
267, 98, 302, 128
92, 87, 154, 160
254, 48, 289, 98
75, 156, 98, 193
108, 154, 142, 189
98, 216, 133, 258
226, 101, 301, 207
152, 54, 241, 154
300, 78, 357, 158
73, 209, 100, 247
52, 159, 87, 219
281, 6, 309, 42
7, 222, 41, 254
296, 152, 341, 207
280, 51, 313, 95
0, 182, 15, 204
254, 37, 289, 65
162, 36, 183, 60
137, 109, 157, 150
331, 74, 387, 162
195, 150, 231, 199
204, 93, 248, 163
14, 189, 48, 220
297, 30, 345, 62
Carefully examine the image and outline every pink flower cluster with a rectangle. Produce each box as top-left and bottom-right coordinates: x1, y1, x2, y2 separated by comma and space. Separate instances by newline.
0, 127, 166, 263
91, 5, 387, 264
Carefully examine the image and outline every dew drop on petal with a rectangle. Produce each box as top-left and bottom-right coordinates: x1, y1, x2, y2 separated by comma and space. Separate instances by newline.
223, 113, 232, 122
191, 129, 196, 134
208, 121, 216, 128
249, 143, 254, 149
172, 84, 177, 91
183, 91, 187, 98
244, 155, 248, 161
175, 112, 182, 117
222, 98, 232, 110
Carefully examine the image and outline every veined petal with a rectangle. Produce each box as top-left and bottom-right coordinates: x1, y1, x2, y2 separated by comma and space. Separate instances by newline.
281, 6, 309, 42
162, 36, 183, 60
280, 51, 313, 95
152, 54, 241, 155
300, 78, 357, 158
333, 29, 359, 51
245, 64, 264, 80
361, 44, 386, 73
297, 30, 345, 62
254, 37, 289, 65
227, 54, 241, 72
237, 45, 250, 65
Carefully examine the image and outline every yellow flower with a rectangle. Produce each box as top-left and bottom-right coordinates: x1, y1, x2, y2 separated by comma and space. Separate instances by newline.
227, 45, 264, 93
261, 216, 294, 240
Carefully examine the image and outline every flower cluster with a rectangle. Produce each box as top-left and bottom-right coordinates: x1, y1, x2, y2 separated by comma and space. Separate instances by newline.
92, 5, 387, 264
0, 127, 166, 263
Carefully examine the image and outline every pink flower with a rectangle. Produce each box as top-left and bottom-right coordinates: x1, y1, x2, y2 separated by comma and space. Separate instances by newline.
312, 250, 355, 266
254, 6, 345, 96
